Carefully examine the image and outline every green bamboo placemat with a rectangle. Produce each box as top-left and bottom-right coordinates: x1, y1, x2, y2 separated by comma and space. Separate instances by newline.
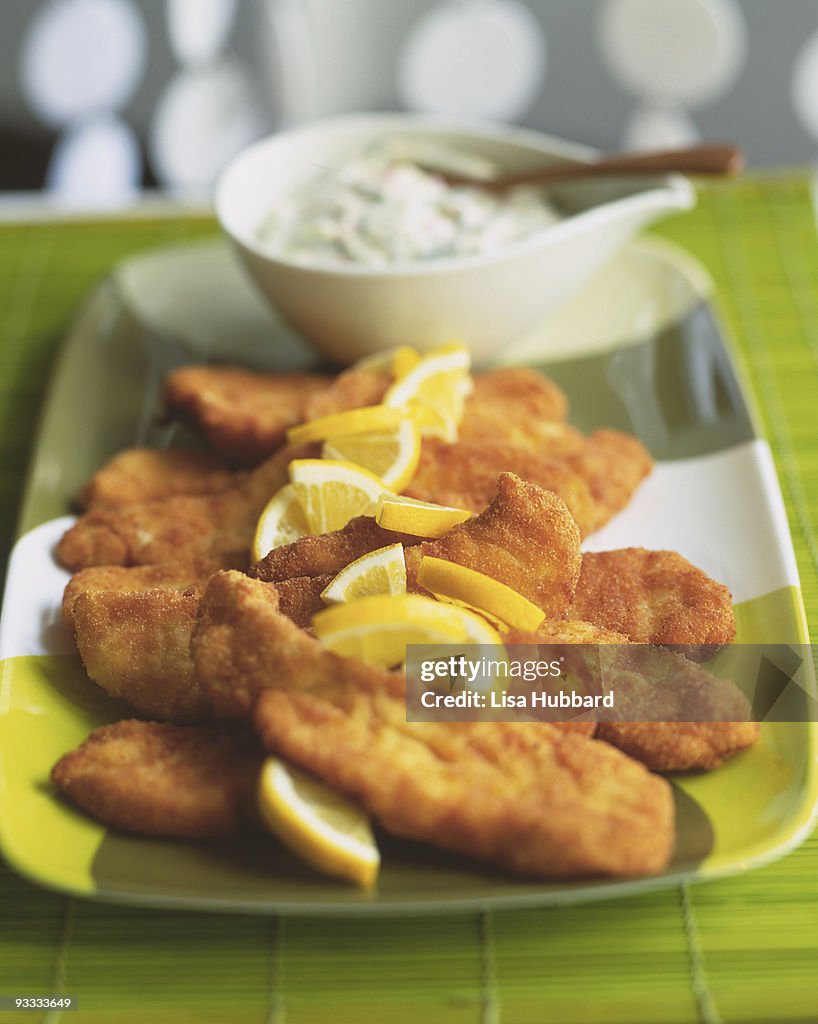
1, 178, 817, 1023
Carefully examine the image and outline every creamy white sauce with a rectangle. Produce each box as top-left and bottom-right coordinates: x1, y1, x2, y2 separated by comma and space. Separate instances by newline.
258, 146, 560, 267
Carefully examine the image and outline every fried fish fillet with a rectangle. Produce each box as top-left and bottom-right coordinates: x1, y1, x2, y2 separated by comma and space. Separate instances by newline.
62, 555, 243, 631
560, 645, 757, 771
52, 720, 262, 837
505, 623, 757, 770
71, 588, 208, 721
75, 447, 238, 511
274, 574, 333, 629
193, 570, 398, 717
253, 681, 674, 879
192, 570, 673, 877
163, 364, 331, 463
595, 721, 760, 772
569, 548, 736, 657
459, 368, 579, 454
303, 367, 392, 420
56, 444, 312, 571
250, 515, 419, 583
405, 473, 581, 617
405, 438, 600, 533
564, 430, 653, 528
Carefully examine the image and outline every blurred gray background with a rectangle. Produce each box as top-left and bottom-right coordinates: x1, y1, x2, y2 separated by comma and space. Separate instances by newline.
3, 0, 818, 199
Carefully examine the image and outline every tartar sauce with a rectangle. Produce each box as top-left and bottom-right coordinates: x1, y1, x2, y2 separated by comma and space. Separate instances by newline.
258, 147, 560, 267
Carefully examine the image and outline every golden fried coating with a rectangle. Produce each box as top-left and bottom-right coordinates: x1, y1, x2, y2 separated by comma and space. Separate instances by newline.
569, 548, 736, 658
75, 447, 238, 511
274, 574, 333, 629
556, 644, 758, 771
253, 685, 674, 879
405, 438, 600, 534
52, 720, 262, 837
56, 444, 312, 571
405, 473, 581, 618
596, 721, 760, 772
303, 367, 392, 420
506, 620, 630, 645
192, 570, 398, 718
190, 570, 673, 877
565, 430, 653, 528
62, 555, 243, 631
163, 364, 331, 463
459, 368, 580, 454
250, 515, 419, 582
72, 589, 208, 721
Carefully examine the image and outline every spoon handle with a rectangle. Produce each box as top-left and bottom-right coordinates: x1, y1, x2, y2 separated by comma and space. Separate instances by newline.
439, 144, 745, 190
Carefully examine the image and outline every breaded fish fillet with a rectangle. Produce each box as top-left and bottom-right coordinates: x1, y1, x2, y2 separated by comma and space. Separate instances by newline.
52, 720, 262, 837
250, 515, 419, 583
596, 721, 760, 772
304, 367, 392, 419
459, 368, 578, 453
193, 570, 399, 717
192, 571, 673, 877
75, 447, 238, 512
72, 588, 208, 721
569, 548, 736, 657
164, 364, 331, 463
274, 574, 333, 629
405, 473, 581, 618
558, 644, 758, 771
56, 444, 312, 571
564, 430, 653, 528
253, 685, 674, 879
62, 555, 243, 631
405, 438, 600, 533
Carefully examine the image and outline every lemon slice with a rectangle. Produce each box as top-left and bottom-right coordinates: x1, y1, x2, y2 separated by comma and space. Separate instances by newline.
252, 483, 310, 561
353, 345, 420, 378
322, 416, 421, 491
257, 757, 379, 888
312, 593, 471, 666
320, 543, 407, 604
286, 404, 403, 446
376, 493, 472, 538
418, 556, 545, 632
383, 343, 471, 441
289, 459, 389, 535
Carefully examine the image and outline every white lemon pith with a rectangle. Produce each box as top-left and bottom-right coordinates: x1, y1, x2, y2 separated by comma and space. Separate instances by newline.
257, 757, 379, 888
417, 556, 545, 632
289, 459, 389, 534
320, 543, 407, 604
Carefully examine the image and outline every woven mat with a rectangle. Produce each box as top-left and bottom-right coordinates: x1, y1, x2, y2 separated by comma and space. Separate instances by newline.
1, 178, 817, 1024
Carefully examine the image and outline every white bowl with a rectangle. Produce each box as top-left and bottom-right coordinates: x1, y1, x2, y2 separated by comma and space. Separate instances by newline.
215, 114, 695, 365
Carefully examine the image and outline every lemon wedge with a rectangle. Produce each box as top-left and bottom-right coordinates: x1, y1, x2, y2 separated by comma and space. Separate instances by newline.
417, 556, 546, 632
376, 493, 472, 538
383, 343, 471, 441
289, 459, 389, 535
257, 757, 379, 888
353, 345, 420, 378
320, 543, 407, 605
286, 404, 403, 446
322, 416, 421, 491
252, 483, 310, 562
312, 593, 472, 666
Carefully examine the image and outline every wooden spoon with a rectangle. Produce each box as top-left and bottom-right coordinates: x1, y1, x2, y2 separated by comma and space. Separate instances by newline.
424, 143, 745, 191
